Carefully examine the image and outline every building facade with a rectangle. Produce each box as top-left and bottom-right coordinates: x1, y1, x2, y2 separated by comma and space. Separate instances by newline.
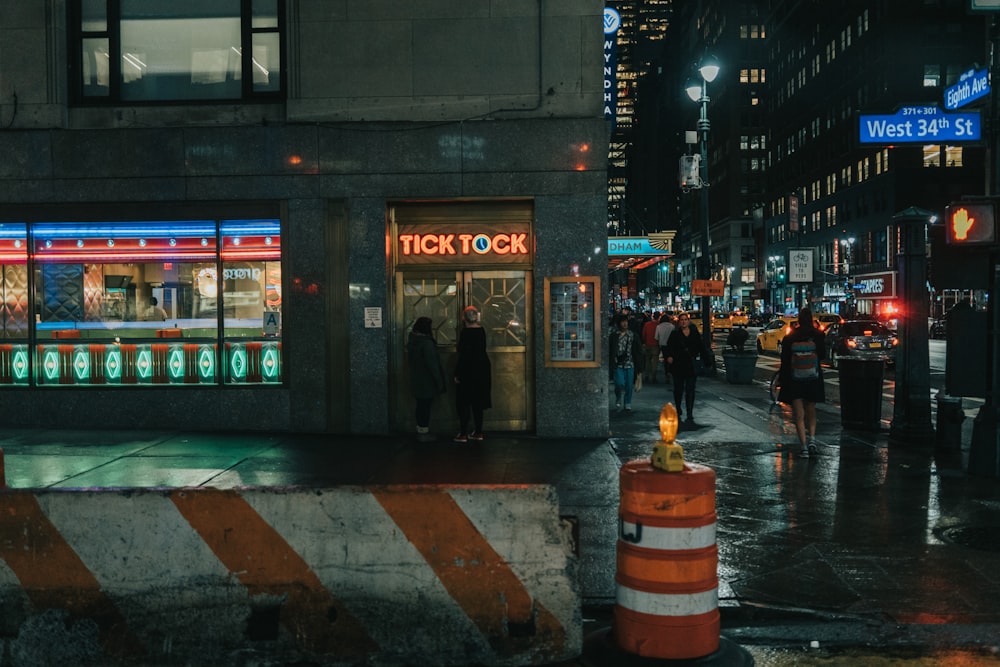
0, 1, 610, 436
762, 0, 987, 318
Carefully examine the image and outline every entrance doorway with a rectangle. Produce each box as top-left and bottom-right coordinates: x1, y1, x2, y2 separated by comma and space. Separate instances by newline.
393, 270, 533, 434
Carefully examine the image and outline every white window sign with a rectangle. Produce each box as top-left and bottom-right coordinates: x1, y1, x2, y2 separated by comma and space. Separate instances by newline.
263, 311, 281, 335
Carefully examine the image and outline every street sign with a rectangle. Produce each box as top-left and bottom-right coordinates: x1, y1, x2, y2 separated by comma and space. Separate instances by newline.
944, 68, 990, 110
858, 105, 980, 143
691, 279, 724, 297
786, 248, 814, 284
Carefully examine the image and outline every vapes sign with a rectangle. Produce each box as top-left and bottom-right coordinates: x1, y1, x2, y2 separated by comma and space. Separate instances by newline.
396, 224, 532, 266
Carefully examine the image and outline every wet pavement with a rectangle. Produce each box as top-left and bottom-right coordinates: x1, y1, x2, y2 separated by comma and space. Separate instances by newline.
2, 351, 1000, 664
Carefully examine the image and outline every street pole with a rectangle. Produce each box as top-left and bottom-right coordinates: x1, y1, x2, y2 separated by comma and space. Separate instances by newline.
697, 87, 712, 347
889, 207, 935, 447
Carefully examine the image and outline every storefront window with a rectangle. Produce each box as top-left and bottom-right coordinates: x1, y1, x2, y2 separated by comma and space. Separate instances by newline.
0, 219, 281, 387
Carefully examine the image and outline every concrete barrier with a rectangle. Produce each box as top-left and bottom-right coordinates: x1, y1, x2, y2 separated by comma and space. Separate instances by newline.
0, 485, 580, 666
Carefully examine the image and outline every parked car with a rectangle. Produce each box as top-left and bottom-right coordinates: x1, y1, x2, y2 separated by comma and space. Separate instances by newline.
824, 320, 899, 368
713, 312, 732, 331
755, 315, 797, 354
730, 310, 749, 327
813, 313, 844, 332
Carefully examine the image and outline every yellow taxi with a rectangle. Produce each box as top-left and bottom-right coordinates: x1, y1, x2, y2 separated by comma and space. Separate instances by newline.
813, 312, 844, 332
730, 310, 749, 327
713, 312, 733, 331
687, 313, 714, 335
755, 315, 797, 354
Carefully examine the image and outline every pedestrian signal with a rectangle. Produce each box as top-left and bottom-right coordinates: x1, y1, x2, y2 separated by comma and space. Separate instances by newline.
946, 202, 995, 245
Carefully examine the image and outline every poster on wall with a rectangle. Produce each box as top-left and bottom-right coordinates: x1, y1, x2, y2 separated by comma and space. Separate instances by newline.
544, 276, 600, 368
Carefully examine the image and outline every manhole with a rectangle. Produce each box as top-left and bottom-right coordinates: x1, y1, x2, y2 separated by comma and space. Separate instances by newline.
936, 525, 1000, 552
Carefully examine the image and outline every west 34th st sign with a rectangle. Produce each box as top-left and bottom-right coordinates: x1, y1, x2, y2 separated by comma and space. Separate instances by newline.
858, 105, 980, 144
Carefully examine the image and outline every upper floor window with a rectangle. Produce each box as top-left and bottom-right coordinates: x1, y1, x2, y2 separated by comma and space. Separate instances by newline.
70, 0, 283, 104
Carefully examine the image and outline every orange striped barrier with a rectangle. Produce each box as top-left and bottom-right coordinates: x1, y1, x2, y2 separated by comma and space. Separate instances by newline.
614, 459, 719, 659
0, 485, 579, 665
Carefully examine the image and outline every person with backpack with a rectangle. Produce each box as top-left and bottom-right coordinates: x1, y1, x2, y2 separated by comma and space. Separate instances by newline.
778, 307, 826, 458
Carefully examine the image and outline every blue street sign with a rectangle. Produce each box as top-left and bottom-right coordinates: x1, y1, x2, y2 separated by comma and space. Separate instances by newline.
858, 105, 980, 144
944, 68, 990, 110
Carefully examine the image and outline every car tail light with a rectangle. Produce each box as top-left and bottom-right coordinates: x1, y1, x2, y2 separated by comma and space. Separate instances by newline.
846, 338, 857, 349
784, 325, 792, 335
891, 338, 899, 347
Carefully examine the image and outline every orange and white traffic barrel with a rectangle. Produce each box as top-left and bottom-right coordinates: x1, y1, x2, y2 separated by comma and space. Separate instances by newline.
613, 459, 719, 659
582, 403, 751, 666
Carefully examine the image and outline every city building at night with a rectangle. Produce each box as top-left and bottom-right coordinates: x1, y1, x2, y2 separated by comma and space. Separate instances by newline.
0, 1, 609, 436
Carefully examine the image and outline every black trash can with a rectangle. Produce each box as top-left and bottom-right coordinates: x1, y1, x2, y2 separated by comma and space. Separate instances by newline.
838, 357, 885, 431
935, 394, 964, 450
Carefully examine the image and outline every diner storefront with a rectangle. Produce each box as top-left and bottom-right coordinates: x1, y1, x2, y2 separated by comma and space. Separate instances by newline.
0, 217, 282, 387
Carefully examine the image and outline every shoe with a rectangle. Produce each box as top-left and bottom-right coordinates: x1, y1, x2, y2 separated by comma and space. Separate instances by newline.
685, 417, 695, 425
624, 405, 632, 412
799, 447, 810, 458
808, 440, 819, 455
453, 433, 468, 443
615, 400, 622, 409
469, 432, 485, 441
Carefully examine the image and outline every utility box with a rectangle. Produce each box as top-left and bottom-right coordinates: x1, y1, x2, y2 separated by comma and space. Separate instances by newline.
945, 303, 987, 398
679, 155, 701, 188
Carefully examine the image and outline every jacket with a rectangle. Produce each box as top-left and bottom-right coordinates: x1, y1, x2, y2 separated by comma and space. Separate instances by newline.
407, 331, 446, 399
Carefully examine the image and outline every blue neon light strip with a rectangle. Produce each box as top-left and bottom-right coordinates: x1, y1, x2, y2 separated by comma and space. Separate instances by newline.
32, 221, 218, 239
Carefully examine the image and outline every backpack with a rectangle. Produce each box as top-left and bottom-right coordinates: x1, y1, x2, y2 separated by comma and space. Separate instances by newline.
789, 339, 819, 380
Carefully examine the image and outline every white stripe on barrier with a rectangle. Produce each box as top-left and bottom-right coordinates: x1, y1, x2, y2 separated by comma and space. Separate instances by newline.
619, 520, 716, 551
616, 584, 718, 617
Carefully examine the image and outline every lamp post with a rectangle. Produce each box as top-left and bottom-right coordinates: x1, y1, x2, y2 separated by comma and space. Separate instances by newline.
686, 56, 720, 349
727, 265, 735, 310
768, 255, 780, 314
840, 236, 856, 317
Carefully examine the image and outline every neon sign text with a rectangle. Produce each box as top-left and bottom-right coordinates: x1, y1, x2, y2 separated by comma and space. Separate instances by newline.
399, 233, 528, 256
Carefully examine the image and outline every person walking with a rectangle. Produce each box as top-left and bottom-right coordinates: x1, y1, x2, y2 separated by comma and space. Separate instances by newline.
655, 312, 676, 385
407, 317, 446, 442
778, 307, 826, 457
641, 312, 661, 384
610, 313, 643, 412
453, 306, 492, 443
664, 312, 704, 424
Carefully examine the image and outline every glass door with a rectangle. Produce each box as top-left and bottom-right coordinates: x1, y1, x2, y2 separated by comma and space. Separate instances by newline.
393, 270, 532, 434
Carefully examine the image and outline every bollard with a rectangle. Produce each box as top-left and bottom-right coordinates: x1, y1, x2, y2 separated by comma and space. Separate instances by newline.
583, 403, 752, 666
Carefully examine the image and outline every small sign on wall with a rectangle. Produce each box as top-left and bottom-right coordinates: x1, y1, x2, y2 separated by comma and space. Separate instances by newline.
365, 307, 383, 328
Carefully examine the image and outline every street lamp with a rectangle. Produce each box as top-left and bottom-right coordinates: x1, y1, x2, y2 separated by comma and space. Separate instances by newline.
685, 55, 720, 348
768, 255, 781, 313
840, 236, 856, 317
727, 265, 735, 309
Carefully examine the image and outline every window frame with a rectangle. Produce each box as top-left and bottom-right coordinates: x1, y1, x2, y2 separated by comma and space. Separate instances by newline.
68, 0, 285, 106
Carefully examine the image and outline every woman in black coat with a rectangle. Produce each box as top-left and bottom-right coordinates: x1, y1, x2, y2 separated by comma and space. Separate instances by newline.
407, 316, 446, 442
453, 306, 492, 442
664, 312, 704, 424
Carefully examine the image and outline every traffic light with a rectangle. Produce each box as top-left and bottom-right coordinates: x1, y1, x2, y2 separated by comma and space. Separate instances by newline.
945, 202, 996, 245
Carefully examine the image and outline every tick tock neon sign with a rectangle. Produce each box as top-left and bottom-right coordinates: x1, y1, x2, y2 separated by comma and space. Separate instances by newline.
398, 232, 528, 256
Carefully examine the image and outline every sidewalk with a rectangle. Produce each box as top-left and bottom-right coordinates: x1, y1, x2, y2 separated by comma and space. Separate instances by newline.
603, 359, 1000, 656
1, 357, 999, 660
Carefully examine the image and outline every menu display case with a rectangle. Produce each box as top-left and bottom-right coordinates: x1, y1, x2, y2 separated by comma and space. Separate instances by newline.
544, 276, 600, 368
